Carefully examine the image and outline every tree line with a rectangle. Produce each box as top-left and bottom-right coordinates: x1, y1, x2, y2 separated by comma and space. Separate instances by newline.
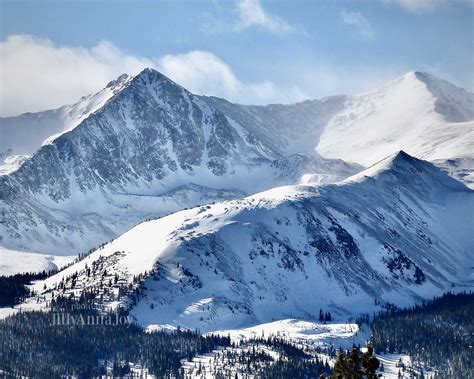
371, 292, 473, 378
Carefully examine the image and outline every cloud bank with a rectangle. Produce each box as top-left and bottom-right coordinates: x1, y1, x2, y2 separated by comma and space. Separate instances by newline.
0, 35, 154, 116
0, 34, 404, 117
0, 35, 303, 116
157, 50, 288, 104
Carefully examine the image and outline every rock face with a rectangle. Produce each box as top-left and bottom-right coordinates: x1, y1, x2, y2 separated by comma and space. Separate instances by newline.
26, 152, 474, 331
204, 95, 348, 156
0, 69, 361, 255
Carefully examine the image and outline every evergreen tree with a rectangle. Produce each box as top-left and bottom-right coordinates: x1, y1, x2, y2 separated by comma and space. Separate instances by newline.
322, 345, 380, 379
361, 345, 379, 378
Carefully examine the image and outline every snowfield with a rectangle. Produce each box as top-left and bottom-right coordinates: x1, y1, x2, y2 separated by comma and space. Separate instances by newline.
214, 319, 363, 349
0, 246, 75, 276
317, 72, 474, 167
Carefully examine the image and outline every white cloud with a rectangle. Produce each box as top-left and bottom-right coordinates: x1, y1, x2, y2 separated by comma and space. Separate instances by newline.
0, 34, 415, 117
234, 0, 294, 34
340, 9, 373, 39
201, 0, 297, 35
0, 35, 305, 116
156, 50, 305, 104
157, 51, 241, 98
383, 0, 470, 13
0, 35, 154, 116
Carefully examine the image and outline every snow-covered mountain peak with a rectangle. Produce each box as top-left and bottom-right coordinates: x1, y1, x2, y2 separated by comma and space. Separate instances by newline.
317, 71, 474, 166
370, 150, 450, 179
370, 150, 424, 172
345, 150, 469, 194
411, 71, 474, 122
1, 65, 364, 255
391, 70, 474, 122
131, 67, 187, 95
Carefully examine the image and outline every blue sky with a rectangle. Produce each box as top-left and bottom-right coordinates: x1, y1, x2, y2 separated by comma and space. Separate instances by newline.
0, 0, 473, 116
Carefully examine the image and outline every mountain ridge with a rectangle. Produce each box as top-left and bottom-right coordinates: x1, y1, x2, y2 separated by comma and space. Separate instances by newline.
0, 68, 472, 258
3, 68, 472, 173
19, 151, 473, 331
0, 68, 361, 255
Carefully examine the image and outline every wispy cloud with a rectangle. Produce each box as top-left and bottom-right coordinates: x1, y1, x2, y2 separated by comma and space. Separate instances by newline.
156, 50, 293, 104
340, 9, 373, 39
234, 0, 294, 34
382, 0, 470, 14
201, 0, 298, 35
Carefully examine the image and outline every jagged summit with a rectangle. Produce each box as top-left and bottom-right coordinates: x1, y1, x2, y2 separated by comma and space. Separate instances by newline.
414, 71, 474, 122
105, 73, 131, 89
371, 150, 422, 170
412, 71, 464, 90
392, 71, 474, 122
131, 67, 185, 92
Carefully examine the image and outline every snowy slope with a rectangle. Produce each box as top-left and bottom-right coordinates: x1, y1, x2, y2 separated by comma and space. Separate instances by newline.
208, 71, 474, 187
21, 152, 474, 332
317, 71, 474, 166
431, 157, 474, 190
0, 68, 361, 256
205, 95, 348, 157
0, 246, 75, 276
213, 319, 362, 349
0, 74, 132, 171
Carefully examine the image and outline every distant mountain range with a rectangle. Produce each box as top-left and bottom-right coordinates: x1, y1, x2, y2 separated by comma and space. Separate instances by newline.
1, 69, 473, 257
0, 72, 471, 248
2, 67, 473, 332
3, 70, 473, 171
